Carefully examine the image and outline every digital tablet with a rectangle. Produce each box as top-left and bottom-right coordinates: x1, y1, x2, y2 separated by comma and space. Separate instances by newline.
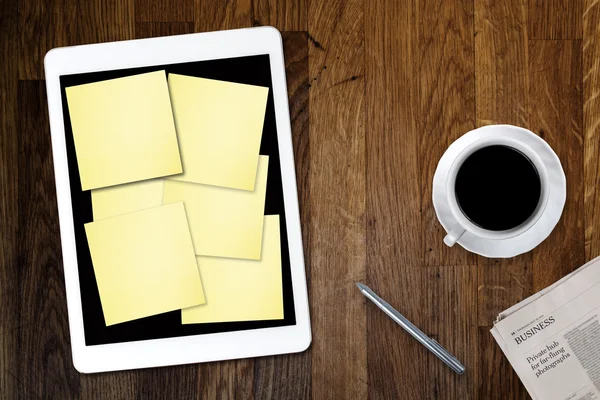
44, 26, 311, 373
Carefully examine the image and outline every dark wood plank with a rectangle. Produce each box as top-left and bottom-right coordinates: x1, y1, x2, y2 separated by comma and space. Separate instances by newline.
474, 0, 533, 352
477, 327, 529, 400
74, 0, 135, 45
16, 80, 80, 399
477, 262, 531, 398
195, 0, 305, 32
194, 0, 253, 32
420, 0, 477, 267
254, 353, 310, 399
528, 0, 583, 39
529, 40, 585, 290
424, 266, 478, 399
18, 0, 135, 80
136, 364, 199, 400
253, 0, 307, 30
254, 31, 311, 400
197, 359, 253, 399
235, 359, 254, 398
135, 22, 194, 39
475, 0, 528, 128
583, 0, 600, 261
364, 0, 426, 398
308, 0, 367, 398
283, 32, 309, 243
18, 0, 76, 79
80, 371, 138, 400
135, 0, 194, 22
477, 258, 532, 327
0, 0, 19, 398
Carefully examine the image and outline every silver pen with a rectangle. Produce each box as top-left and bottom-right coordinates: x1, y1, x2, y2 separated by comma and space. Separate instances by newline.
356, 282, 465, 374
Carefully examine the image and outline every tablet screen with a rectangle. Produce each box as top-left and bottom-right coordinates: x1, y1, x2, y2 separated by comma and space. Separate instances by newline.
59, 55, 296, 345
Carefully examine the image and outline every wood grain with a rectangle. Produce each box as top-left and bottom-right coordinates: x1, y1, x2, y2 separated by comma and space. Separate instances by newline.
254, 353, 311, 399
308, 0, 367, 398
424, 266, 478, 399
477, 258, 532, 326
197, 360, 252, 399
583, 0, 600, 261
135, 22, 194, 38
2, 0, 598, 398
283, 32, 310, 247
194, 0, 305, 32
74, 0, 136, 45
253, 0, 307, 30
420, 0, 477, 267
475, 0, 529, 128
137, 364, 197, 399
194, 0, 253, 32
135, 0, 194, 22
477, 327, 529, 399
18, 0, 135, 80
528, 0, 583, 39
529, 40, 585, 291
364, 0, 426, 398
0, 0, 19, 398
18, 0, 76, 79
16, 81, 80, 399
80, 371, 138, 400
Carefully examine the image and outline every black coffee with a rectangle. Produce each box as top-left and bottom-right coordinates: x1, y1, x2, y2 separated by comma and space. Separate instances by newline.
454, 145, 541, 231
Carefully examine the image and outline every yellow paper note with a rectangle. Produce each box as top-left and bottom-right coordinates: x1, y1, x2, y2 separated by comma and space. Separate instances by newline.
66, 71, 182, 191
91, 179, 164, 220
85, 202, 205, 326
182, 215, 284, 324
163, 156, 269, 259
167, 74, 268, 190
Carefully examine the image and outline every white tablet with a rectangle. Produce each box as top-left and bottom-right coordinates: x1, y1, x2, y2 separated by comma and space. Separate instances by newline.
44, 26, 311, 373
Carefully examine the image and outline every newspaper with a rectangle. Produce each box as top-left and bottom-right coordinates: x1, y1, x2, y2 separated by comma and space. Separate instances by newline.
491, 256, 600, 400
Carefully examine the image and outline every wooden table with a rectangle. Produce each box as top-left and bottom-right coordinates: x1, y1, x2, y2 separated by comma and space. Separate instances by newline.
1, 0, 599, 398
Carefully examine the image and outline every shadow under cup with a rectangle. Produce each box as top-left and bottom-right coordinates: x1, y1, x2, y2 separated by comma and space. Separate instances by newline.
454, 144, 542, 233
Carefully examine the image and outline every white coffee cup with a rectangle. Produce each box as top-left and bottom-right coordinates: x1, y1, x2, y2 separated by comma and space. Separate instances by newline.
442, 136, 549, 247
432, 125, 566, 258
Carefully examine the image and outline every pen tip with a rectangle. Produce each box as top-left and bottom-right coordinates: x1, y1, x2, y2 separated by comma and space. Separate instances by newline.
356, 282, 366, 291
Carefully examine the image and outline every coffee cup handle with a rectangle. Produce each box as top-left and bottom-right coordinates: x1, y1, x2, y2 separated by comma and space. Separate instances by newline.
444, 225, 466, 247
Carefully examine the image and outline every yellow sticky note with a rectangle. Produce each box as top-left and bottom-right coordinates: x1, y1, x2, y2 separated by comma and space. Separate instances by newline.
168, 74, 268, 190
85, 202, 205, 326
66, 71, 182, 191
182, 215, 284, 324
91, 180, 164, 220
163, 156, 269, 259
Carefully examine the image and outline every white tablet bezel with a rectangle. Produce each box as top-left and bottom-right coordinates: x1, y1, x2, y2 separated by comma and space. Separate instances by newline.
44, 26, 311, 373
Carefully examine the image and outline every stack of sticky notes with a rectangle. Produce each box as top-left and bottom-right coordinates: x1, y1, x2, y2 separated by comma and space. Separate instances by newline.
67, 70, 284, 326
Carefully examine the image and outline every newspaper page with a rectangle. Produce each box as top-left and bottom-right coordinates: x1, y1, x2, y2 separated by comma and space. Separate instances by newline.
496, 257, 600, 322
491, 256, 600, 400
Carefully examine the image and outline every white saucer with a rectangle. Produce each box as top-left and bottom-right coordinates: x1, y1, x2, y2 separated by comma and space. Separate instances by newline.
432, 125, 566, 258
